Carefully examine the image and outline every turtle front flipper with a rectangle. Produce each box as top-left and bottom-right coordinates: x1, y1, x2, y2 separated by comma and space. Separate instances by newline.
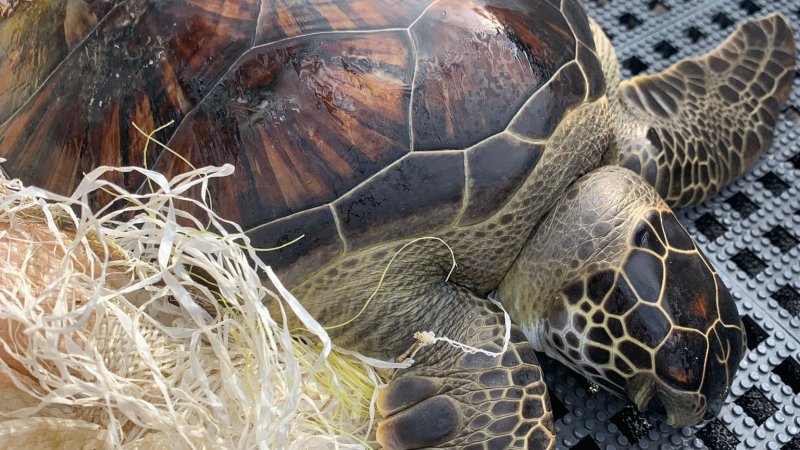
605, 13, 796, 207
376, 286, 554, 450
498, 166, 746, 427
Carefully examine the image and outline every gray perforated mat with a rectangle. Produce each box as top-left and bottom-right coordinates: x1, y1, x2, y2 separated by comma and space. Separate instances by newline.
540, 1, 800, 449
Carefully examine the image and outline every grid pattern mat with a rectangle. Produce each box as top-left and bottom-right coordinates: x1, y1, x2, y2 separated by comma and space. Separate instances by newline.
540, 1, 800, 449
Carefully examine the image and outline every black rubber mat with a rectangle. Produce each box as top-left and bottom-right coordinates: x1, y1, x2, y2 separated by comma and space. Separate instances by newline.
541, 1, 800, 449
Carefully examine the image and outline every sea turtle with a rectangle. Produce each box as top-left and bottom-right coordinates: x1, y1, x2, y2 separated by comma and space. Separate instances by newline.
0, 1, 796, 448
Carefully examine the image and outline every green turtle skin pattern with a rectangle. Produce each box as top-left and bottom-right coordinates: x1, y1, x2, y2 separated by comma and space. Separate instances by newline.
289, 99, 612, 357
0, 1, 796, 449
375, 289, 555, 450
611, 15, 796, 207
498, 167, 746, 427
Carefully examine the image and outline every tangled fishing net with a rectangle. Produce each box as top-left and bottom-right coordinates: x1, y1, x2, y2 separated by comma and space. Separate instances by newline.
0, 159, 382, 449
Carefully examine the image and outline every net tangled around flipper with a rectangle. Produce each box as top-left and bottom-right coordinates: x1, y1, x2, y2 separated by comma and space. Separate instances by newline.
0, 162, 379, 449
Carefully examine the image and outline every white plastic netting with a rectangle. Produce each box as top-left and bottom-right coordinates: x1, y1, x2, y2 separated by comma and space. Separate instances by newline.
0, 160, 381, 449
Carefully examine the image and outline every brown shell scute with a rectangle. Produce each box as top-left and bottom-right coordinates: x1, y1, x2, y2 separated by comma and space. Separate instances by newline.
460, 134, 545, 226
254, 0, 435, 45
560, 0, 595, 50
334, 152, 465, 251
1, 0, 598, 286
508, 62, 587, 139
410, 0, 576, 150
0, 0, 260, 194
155, 30, 414, 230
0, 0, 121, 124
248, 205, 344, 286
577, 43, 606, 102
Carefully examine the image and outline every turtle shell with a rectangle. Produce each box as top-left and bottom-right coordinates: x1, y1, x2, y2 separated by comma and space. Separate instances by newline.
0, 0, 602, 285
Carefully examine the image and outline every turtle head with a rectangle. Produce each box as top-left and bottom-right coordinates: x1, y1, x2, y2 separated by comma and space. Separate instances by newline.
533, 211, 746, 426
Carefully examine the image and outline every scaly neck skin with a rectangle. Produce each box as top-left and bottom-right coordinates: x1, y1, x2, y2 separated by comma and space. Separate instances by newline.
586, 17, 656, 171
497, 171, 645, 335
589, 18, 621, 109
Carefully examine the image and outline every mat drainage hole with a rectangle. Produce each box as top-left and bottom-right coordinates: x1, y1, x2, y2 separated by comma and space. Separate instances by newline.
571, 436, 602, 450
647, 0, 670, 16
757, 172, 790, 197
773, 285, 800, 317
724, 192, 759, 218
712, 12, 735, 29
619, 13, 643, 30
696, 419, 740, 450
773, 356, 800, 394
731, 249, 767, 278
739, 0, 762, 15
622, 56, 649, 75
734, 387, 778, 426
764, 225, 799, 254
609, 404, 653, 445
786, 434, 800, 450
654, 40, 678, 59
684, 26, 707, 43
790, 152, 800, 170
741, 315, 768, 350
784, 105, 800, 128
695, 212, 727, 241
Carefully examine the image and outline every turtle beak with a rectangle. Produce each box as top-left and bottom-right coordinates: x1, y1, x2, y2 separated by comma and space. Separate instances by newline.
626, 373, 656, 413
626, 372, 716, 427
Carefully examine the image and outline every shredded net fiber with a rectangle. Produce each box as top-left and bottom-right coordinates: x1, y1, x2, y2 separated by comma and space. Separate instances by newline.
0, 161, 382, 449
